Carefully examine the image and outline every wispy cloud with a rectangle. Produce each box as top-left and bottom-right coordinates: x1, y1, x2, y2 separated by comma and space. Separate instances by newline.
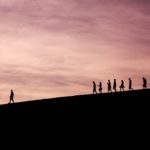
0, 0, 150, 103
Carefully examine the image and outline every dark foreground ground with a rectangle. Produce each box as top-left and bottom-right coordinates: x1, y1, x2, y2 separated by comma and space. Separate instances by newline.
0, 89, 150, 113
0, 90, 148, 148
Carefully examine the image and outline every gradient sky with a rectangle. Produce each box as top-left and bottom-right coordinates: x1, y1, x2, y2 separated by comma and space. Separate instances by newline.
0, 0, 150, 104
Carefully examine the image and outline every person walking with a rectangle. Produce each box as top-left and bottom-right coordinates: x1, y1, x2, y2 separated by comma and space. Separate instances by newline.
107, 80, 112, 93
98, 82, 103, 94
9, 90, 15, 104
113, 79, 117, 92
129, 78, 133, 91
120, 80, 125, 92
93, 81, 97, 94
143, 77, 147, 89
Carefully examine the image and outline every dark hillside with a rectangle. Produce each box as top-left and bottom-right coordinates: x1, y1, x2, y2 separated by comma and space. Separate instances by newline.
0, 89, 149, 114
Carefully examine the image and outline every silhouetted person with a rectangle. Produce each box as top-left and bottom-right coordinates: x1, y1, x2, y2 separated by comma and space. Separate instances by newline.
129, 78, 133, 91
120, 80, 125, 92
143, 77, 147, 89
107, 80, 112, 93
113, 79, 117, 92
9, 90, 14, 104
98, 82, 103, 94
93, 81, 97, 94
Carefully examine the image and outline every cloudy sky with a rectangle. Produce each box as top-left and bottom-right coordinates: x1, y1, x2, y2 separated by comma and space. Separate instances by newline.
0, 0, 150, 104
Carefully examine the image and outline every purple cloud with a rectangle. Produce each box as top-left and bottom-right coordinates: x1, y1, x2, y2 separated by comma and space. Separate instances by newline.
0, 0, 150, 104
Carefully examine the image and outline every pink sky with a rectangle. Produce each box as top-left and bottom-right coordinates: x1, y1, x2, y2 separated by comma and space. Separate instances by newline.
0, 0, 150, 104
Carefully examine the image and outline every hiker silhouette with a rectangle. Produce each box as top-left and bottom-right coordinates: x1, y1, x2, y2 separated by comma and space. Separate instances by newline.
9, 90, 15, 104
120, 80, 125, 92
93, 81, 97, 94
98, 82, 103, 94
113, 79, 117, 92
143, 77, 147, 89
107, 80, 112, 93
129, 78, 133, 91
